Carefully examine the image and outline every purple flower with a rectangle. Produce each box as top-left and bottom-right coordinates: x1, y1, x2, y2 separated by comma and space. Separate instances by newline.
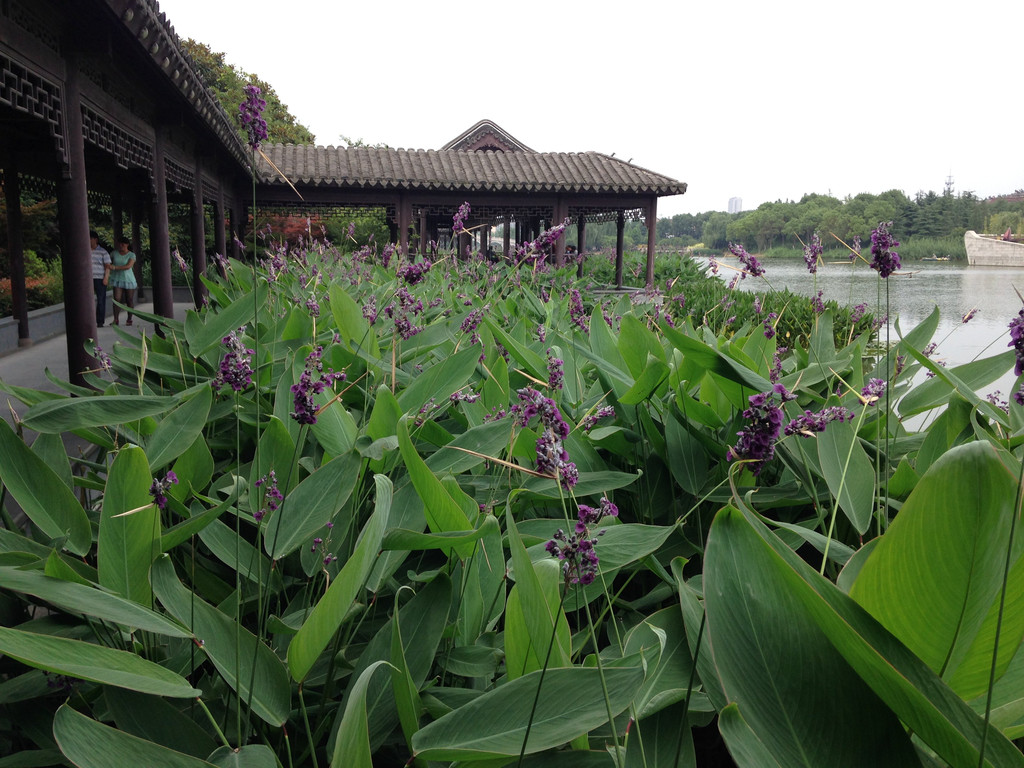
582, 405, 615, 432
149, 471, 178, 511
306, 296, 320, 318
763, 312, 778, 339
546, 496, 619, 586
851, 303, 868, 323
784, 406, 854, 437
239, 84, 268, 150
291, 346, 346, 425
861, 378, 887, 404
803, 232, 823, 274
1009, 309, 1024, 376
962, 308, 978, 324
811, 290, 825, 315
254, 470, 283, 523
726, 384, 796, 475
547, 349, 564, 391
850, 235, 862, 262
397, 260, 431, 285
869, 221, 901, 278
362, 295, 378, 325
516, 387, 577, 489
212, 328, 254, 392
569, 288, 589, 334
729, 242, 764, 277
173, 248, 188, 274
453, 202, 471, 234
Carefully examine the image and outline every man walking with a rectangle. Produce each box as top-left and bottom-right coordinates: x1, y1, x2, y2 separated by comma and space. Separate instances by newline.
90, 230, 111, 327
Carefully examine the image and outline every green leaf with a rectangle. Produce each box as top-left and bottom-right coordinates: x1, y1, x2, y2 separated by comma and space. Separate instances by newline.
391, 596, 424, 753
397, 344, 481, 411
396, 419, 475, 553
21, 394, 179, 433
618, 357, 670, 405
331, 660, 389, 768
851, 442, 1024, 699
146, 386, 213, 471
105, 688, 218, 759
0, 567, 189, 637
411, 664, 646, 760
263, 450, 360, 559
706, 504, 1024, 768
618, 314, 666, 379
0, 420, 91, 555
151, 556, 290, 725
717, 703, 785, 768
815, 418, 875, 534
31, 432, 73, 489
207, 745, 277, 768
662, 325, 771, 393
185, 282, 268, 357
98, 446, 159, 605
704, 506, 922, 766
382, 516, 500, 551
53, 705, 217, 768
329, 282, 379, 360
623, 607, 694, 720
288, 475, 392, 682
0, 626, 198, 697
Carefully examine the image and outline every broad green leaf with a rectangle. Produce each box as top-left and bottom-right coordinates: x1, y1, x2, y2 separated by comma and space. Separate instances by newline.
329, 282, 380, 359
851, 442, 1024, 699
207, 745, 277, 768
21, 394, 179, 433
31, 432, 73, 489
618, 313, 666, 379
161, 486, 238, 552
0, 567, 188, 637
662, 325, 771, 393
707, 504, 1024, 768
185, 282, 267, 357
310, 397, 358, 457
145, 386, 212, 471
263, 450, 360, 559
704, 506, 922, 766
0, 420, 91, 555
391, 595, 424, 753
169, 434, 215, 499
331, 660, 389, 768
98, 446, 159, 605
506, 513, 571, 672
411, 664, 645, 760
618, 357, 670, 405
815, 418, 875, 534
249, 416, 297, 520
396, 419, 475, 554
505, 558, 571, 679
54, 705, 216, 768
382, 515, 500, 551
624, 607, 694, 720
105, 688, 218, 759
665, 415, 707, 496
717, 703, 785, 768
151, 556, 290, 725
0, 626, 198, 698
397, 344, 481, 411
625, 700, 697, 768
288, 475, 392, 682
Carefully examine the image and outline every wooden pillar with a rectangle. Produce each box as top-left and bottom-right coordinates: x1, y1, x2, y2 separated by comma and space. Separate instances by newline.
615, 210, 625, 289
576, 219, 587, 279
3, 157, 30, 346
645, 196, 657, 288
55, 55, 98, 385
553, 196, 568, 266
131, 196, 144, 299
191, 156, 207, 308
214, 185, 227, 269
150, 127, 174, 319
398, 194, 411, 259
418, 211, 427, 258
503, 217, 511, 259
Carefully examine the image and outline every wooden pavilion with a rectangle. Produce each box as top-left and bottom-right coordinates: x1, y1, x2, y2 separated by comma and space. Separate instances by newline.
1, 1, 687, 385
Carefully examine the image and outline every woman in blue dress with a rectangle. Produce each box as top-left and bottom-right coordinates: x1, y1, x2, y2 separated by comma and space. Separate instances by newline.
109, 237, 138, 326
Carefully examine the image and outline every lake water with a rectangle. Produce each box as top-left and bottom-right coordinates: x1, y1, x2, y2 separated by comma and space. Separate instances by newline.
705, 257, 1024, 408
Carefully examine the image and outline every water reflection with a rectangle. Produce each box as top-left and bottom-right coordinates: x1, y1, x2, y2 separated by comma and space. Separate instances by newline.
700, 257, 1023, 402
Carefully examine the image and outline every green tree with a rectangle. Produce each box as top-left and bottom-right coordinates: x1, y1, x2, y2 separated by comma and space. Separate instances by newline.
182, 40, 315, 145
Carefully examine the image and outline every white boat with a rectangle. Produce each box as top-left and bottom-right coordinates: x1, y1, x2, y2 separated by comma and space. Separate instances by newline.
964, 230, 1024, 266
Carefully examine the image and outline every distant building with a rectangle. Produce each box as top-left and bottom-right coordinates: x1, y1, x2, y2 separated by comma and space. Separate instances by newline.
728, 197, 743, 213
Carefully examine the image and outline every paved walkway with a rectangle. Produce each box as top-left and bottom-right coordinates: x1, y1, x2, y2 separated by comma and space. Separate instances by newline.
0, 297, 195, 433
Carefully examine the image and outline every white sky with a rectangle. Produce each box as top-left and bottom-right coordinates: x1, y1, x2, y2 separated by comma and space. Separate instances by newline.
156, 0, 1023, 218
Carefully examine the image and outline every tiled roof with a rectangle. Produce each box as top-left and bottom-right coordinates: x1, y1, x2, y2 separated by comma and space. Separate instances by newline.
257, 145, 687, 197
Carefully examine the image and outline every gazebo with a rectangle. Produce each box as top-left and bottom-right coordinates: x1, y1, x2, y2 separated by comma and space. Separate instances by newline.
257, 119, 687, 287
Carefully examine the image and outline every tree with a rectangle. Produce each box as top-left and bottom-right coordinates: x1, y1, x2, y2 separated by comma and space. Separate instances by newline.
182, 40, 315, 145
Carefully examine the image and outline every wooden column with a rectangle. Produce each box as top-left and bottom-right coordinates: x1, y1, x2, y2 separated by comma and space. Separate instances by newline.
4, 157, 30, 346
553, 196, 568, 266
56, 55, 98, 385
576, 219, 587, 279
418, 211, 427, 258
150, 127, 174, 319
398, 194, 411, 258
191, 155, 207, 308
615, 210, 625, 289
503, 217, 511, 259
132, 193, 146, 299
214, 185, 227, 270
645, 196, 657, 288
